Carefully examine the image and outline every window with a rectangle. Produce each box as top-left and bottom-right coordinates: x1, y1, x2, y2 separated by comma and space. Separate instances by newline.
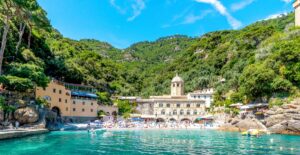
59, 90, 62, 94
167, 104, 170, 108
173, 110, 177, 115
73, 108, 76, 111
159, 103, 163, 107
43, 96, 51, 101
53, 89, 56, 93
180, 110, 184, 115
91, 109, 93, 112
204, 95, 207, 99
196, 103, 201, 108
66, 107, 68, 111
187, 110, 190, 115
43, 88, 46, 91
176, 103, 180, 108
65, 99, 68, 103
82, 108, 85, 112
82, 102, 85, 105
161, 109, 165, 115
187, 104, 190, 108
73, 101, 76, 104
173, 83, 176, 87
177, 83, 179, 87
194, 110, 197, 115
91, 102, 93, 106
59, 98, 62, 102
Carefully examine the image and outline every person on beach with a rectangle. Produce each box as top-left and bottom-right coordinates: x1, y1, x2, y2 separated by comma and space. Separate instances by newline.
15, 121, 19, 129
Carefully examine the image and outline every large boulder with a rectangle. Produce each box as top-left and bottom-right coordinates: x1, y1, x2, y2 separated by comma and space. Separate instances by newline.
235, 118, 265, 130
287, 120, 300, 132
14, 107, 39, 125
265, 114, 286, 127
268, 123, 287, 133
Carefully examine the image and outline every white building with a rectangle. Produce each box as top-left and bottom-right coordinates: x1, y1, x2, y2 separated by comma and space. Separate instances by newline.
135, 74, 213, 122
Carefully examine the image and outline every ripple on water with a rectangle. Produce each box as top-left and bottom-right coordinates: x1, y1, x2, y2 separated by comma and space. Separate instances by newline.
0, 130, 299, 155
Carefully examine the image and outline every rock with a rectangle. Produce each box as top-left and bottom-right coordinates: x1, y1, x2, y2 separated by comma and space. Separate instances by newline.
231, 119, 239, 125
14, 107, 39, 125
292, 114, 300, 120
287, 104, 298, 109
265, 110, 276, 116
235, 119, 265, 130
275, 108, 284, 114
265, 114, 285, 127
284, 109, 299, 114
268, 123, 287, 133
287, 120, 300, 132
281, 104, 290, 109
0, 110, 4, 122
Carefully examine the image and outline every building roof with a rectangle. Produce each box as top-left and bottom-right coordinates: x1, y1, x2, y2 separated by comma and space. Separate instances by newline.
171, 74, 184, 83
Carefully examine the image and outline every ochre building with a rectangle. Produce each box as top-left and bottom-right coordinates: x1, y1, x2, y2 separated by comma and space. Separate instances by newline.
294, 0, 300, 26
36, 80, 117, 122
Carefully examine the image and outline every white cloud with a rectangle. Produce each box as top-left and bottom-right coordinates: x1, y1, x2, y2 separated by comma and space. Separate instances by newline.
264, 12, 288, 20
127, 0, 146, 21
195, 0, 242, 29
281, 0, 292, 3
109, 0, 126, 14
231, 0, 254, 11
109, 0, 145, 22
182, 10, 212, 24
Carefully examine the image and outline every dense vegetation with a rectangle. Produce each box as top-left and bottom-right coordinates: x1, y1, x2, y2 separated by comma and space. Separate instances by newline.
0, 0, 299, 106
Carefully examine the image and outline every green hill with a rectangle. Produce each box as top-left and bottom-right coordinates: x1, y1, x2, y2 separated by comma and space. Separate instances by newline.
0, 0, 299, 105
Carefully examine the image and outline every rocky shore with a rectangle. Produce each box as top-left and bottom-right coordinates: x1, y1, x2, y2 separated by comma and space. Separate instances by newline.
219, 99, 300, 135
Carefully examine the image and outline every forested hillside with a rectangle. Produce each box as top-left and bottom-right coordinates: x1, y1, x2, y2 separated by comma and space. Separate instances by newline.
0, 0, 299, 105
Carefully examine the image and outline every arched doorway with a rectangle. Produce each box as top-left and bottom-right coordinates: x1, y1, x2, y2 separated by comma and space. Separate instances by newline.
169, 118, 177, 122
52, 106, 61, 117
181, 118, 191, 123
112, 111, 117, 116
156, 118, 165, 122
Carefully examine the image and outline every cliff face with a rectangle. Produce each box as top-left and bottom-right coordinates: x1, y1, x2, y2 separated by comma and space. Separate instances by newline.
264, 99, 300, 135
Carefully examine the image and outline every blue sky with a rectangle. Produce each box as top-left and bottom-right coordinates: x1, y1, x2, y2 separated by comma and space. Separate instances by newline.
37, 0, 294, 49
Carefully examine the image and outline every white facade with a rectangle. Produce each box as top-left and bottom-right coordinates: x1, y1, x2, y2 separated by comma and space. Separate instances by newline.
135, 74, 210, 122
294, 0, 300, 26
187, 88, 214, 108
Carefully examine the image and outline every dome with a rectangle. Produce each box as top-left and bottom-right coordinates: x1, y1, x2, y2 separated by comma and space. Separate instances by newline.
172, 74, 183, 83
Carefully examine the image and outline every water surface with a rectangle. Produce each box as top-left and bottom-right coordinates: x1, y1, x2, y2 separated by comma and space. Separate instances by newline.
0, 130, 299, 155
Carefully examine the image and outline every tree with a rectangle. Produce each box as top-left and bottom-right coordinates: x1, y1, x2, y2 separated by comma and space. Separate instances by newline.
96, 91, 112, 105
239, 63, 276, 101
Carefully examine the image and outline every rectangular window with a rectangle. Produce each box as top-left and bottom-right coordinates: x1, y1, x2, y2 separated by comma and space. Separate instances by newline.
53, 89, 56, 93
73, 108, 76, 111
82, 108, 85, 112
177, 104, 180, 108
65, 99, 68, 103
167, 104, 170, 108
91, 102, 93, 106
159, 103, 163, 107
66, 107, 68, 111
91, 109, 93, 112
59, 98, 62, 102
59, 90, 62, 94
73, 101, 76, 104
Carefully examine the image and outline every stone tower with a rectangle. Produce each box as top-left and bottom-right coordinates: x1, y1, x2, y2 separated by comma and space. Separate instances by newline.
171, 74, 184, 96
294, 0, 300, 26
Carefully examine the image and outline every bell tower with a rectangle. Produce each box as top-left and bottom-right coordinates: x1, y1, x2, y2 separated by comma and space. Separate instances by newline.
294, 0, 300, 26
171, 74, 184, 96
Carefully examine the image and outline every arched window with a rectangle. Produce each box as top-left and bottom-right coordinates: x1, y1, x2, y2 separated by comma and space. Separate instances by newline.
196, 103, 201, 108
167, 103, 170, 107
177, 83, 179, 87
187, 104, 190, 108
173, 110, 177, 115
161, 109, 165, 115
187, 110, 190, 115
176, 103, 180, 108
173, 83, 176, 87
180, 109, 184, 115
159, 103, 163, 107
194, 110, 197, 115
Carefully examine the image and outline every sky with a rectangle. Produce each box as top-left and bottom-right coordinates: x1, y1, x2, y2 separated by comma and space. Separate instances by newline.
37, 0, 294, 49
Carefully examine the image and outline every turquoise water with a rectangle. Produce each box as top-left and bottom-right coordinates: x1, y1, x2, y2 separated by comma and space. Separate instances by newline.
0, 130, 299, 155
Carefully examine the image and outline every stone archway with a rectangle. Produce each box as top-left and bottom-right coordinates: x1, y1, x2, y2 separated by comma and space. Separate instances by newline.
169, 118, 177, 122
52, 106, 61, 117
156, 118, 165, 122
180, 118, 191, 123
